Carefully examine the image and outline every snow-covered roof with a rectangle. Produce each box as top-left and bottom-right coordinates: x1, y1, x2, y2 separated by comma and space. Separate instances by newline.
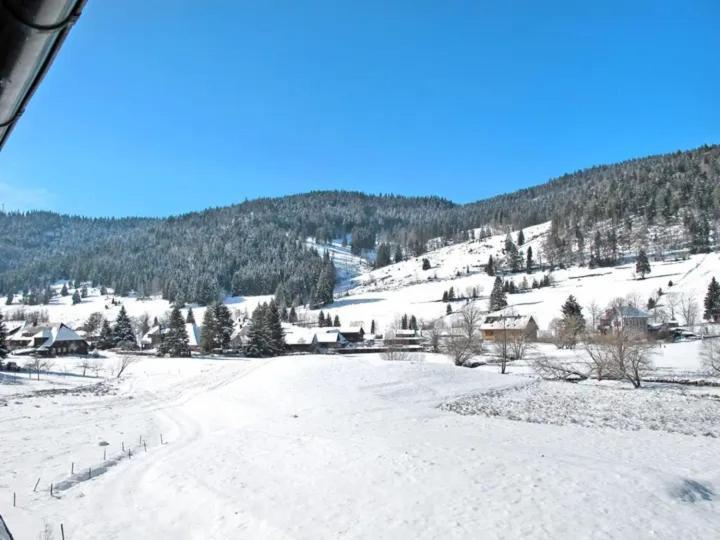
480, 315, 536, 331
393, 329, 417, 337
314, 330, 346, 344
617, 306, 649, 318
339, 326, 364, 335
284, 328, 315, 346
142, 324, 201, 346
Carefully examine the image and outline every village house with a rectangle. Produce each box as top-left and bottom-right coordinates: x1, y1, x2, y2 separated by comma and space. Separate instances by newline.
338, 326, 365, 343
7, 323, 89, 356
384, 328, 423, 348
598, 306, 649, 335
480, 315, 538, 343
312, 329, 348, 351
141, 323, 202, 351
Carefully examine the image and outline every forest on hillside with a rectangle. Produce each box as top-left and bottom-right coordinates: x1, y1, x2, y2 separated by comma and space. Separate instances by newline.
2, 145, 719, 304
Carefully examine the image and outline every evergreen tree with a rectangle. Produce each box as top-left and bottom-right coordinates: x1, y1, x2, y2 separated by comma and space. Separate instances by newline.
636, 249, 651, 279
375, 243, 392, 268
448, 287, 455, 301
160, 306, 191, 357
489, 276, 507, 312
266, 300, 286, 354
446, 304, 452, 314
485, 256, 495, 276
72, 290, 82, 305
200, 305, 218, 353
318, 311, 325, 327
409, 315, 417, 331
186, 307, 196, 324
81, 285, 89, 298
526, 246, 533, 273
42, 286, 53, 305
314, 252, 336, 305
214, 303, 234, 348
98, 320, 115, 350
517, 229, 525, 246
401, 314, 408, 330
333, 314, 340, 327
370, 319, 376, 334
442, 290, 448, 302
0, 312, 7, 358
245, 303, 274, 357
394, 245, 403, 264
422, 258, 431, 270
113, 305, 136, 347
61, 283, 68, 296
704, 277, 720, 322
561, 295, 586, 328
5, 293, 13, 305
289, 306, 298, 323
100, 286, 108, 296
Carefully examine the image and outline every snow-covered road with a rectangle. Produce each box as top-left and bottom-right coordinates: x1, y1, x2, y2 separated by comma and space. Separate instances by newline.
3, 354, 719, 539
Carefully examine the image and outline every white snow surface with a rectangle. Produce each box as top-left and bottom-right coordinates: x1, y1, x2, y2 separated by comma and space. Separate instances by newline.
1, 353, 719, 539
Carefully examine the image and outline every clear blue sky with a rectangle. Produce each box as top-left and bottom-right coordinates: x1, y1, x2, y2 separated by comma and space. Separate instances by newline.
0, 0, 717, 217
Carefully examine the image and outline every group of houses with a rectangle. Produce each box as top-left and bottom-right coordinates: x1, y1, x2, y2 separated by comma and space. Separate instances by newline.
4, 321, 89, 356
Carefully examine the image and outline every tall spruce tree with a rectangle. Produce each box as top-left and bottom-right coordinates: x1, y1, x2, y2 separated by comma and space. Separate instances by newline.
636, 249, 651, 279
266, 300, 285, 354
333, 314, 340, 327
526, 246, 533, 273
489, 276, 507, 312
485, 256, 495, 276
113, 306, 135, 347
72, 290, 82, 305
160, 306, 191, 357
288, 306, 298, 323
318, 311, 325, 327
246, 303, 274, 357
214, 303, 234, 348
186, 307, 196, 324
704, 277, 720, 322
517, 229, 525, 246
561, 295, 586, 329
0, 312, 7, 358
61, 283, 69, 296
97, 320, 115, 350
200, 305, 218, 353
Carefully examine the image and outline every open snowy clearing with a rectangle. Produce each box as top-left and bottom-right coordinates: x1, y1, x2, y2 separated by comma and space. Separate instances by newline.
2, 353, 719, 539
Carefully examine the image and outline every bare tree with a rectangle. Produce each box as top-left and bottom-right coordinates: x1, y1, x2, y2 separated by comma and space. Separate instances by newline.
381, 347, 413, 362
583, 333, 617, 381
663, 293, 680, 322
115, 355, 139, 379
25, 357, 54, 381
76, 358, 94, 377
587, 300, 603, 331
422, 319, 445, 353
604, 329, 655, 388
701, 339, 720, 376
508, 333, 531, 361
678, 293, 699, 327
532, 354, 590, 381
443, 303, 484, 366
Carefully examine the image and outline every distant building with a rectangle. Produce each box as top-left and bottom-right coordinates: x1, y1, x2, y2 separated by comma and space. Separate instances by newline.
599, 306, 649, 334
7, 323, 88, 355
384, 329, 423, 348
141, 323, 202, 351
312, 329, 348, 351
338, 326, 365, 343
480, 315, 538, 343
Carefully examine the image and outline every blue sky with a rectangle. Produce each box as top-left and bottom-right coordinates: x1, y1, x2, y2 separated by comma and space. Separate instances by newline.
0, 0, 717, 217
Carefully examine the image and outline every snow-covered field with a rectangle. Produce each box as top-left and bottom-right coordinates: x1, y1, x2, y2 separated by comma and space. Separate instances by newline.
1, 352, 719, 539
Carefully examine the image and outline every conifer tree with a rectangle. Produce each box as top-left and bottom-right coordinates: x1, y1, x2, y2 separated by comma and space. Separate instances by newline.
160, 306, 191, 357
214, 303, 234, 348
442, 290, 448, 302
98, 320, 115, 350
100, 286, 108, 296
61, 283, 69, 296
200, 305, 218, 353
72, 290, 81, 305
333, 314, 340, 327
485, 256, 495, 276
401, 314, 408, 330
370, 319, 376, 334
266, 300, 285, 354
81, 285, 89, 298
113, 305, 135, 347
318, 310, 325, 327
561, 295, 585, 328
289, 306, 298, 323
394, 245, 403, 263
246, 303, 273, 357
5, 293, 13, 305
704, 277, 720, 322
186, 307, 196, 324
526, 246, 533, 273
446, 304, 452, 314
0, 312, 7, 358
448, 287, 455, 301
636, 249, 651, 279
489, 276, 507, 312
409, 315, 417, 331
517, 229, 525, 246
